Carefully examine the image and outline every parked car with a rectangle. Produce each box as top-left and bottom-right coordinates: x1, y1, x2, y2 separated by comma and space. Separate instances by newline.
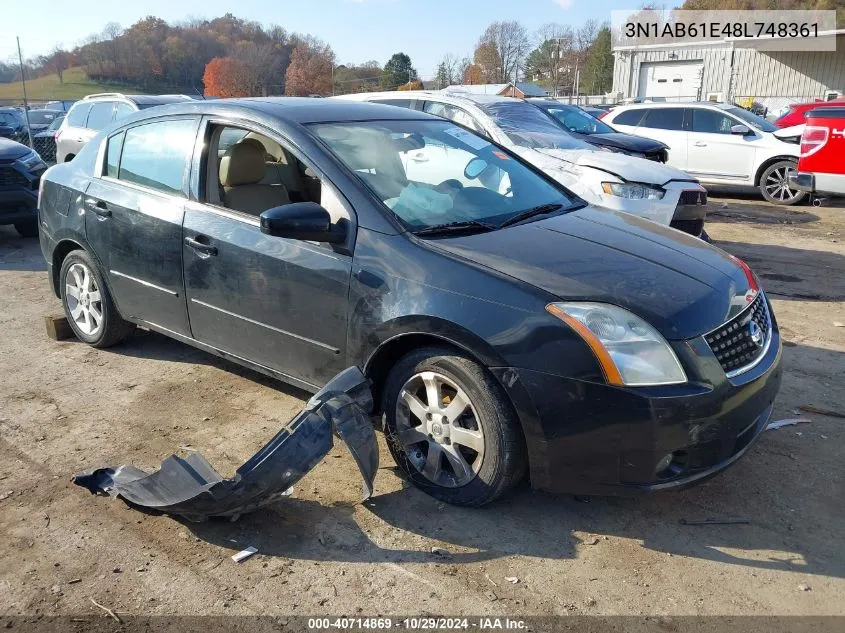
790, 107, 845, 197
24, 109, 64, 134
0, 137, 47, 237
528, 99, 670, 162
41, 100, 77, 113
56, 93, 195, 163
0, 107, 28, 143
32, 114, 65, 164
39, 98, 782, 505
603, 102, 806, 205
774, 97, 845, 129
336, 91, 709, 238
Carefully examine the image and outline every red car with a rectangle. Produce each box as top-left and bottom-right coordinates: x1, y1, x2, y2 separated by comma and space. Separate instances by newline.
774, 98, 845, 129
790, 107, 845, 197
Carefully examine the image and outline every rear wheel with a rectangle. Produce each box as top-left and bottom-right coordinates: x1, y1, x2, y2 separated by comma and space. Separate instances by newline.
14, 218, 38, 238
382, 347, 527, 506
759, 160, 806, 205
59, 250, 134, 348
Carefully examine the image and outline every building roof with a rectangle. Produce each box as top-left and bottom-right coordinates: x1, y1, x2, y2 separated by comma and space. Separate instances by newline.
441, 82, 547, 97
613, 28, 845, 52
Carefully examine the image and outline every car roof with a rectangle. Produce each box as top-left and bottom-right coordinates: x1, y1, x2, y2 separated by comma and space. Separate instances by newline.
336, 90, 520, 108
615, 101, 736, 110
122, 97, 435, 125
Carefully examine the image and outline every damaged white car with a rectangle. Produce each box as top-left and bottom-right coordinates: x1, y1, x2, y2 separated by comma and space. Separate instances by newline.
336, 91, 709, 238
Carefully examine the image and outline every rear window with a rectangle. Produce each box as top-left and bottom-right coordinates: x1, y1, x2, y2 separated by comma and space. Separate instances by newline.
611, 109, 647, 126
371, 99, 413, 108
67, 103, 91, 127
641, 108, 686, 131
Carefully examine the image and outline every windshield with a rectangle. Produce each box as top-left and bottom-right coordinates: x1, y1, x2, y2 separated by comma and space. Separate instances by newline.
311, 119, 576, 231
543, 105, 615, 135
27, 110, 61, 125
726, 106, 777, 132
0, 111, 21, 125
477, 101, 592, 151
47, 115, 65, 131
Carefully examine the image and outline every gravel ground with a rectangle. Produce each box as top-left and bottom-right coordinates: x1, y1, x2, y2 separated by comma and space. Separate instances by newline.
0, 194, 843, 619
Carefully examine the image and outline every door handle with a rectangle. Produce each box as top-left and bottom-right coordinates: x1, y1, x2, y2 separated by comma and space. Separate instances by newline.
184, 235, 218, 256
84, 198, 111, 217
411, 154, 429, 163
693, 141, 707, 147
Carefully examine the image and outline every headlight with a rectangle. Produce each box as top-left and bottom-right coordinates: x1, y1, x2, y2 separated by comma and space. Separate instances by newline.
601, 181, 665, 200
17, 150, 45, 169
546, 302, 687, 386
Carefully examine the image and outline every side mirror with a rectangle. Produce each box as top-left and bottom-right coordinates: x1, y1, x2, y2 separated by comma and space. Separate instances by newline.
259, 202, 346, 244
730, 124, 751, 136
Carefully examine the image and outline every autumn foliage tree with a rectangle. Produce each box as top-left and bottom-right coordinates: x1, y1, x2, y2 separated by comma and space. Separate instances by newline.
284, 36, 335, 96
397, 80, 424, 91
203, 57, 250, 97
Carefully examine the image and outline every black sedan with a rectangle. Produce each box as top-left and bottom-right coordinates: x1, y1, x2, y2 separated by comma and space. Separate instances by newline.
530, 100, 669, 162
24, 108, 64, 134
0, 137, 47, 236
0, 108, 28, 144
38, 98, 781, 505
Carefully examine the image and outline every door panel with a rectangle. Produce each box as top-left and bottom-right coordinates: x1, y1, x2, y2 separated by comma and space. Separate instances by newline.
182, 205, 352, 387
686, 109, 757, 180
84, 178, 190, 335
635, 108, 689, 170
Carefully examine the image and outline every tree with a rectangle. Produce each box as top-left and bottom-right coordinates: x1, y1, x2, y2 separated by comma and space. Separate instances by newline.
284, 37, 335, 96
397, 79, 424, 91
463, 63, 484, 84
525, 24, 574, 95
380, 52, 417, 90
581, 27, 613, 94
475, 21, 530, 84
333, 60, 382, 95
203, 57, 249, 97
39, 46, 70, 83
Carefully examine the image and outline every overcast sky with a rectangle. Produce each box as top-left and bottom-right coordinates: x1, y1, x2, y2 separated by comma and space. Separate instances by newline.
1, 0, 618, 79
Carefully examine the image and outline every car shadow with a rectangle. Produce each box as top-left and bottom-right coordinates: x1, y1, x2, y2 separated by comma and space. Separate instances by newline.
712, 240, 845, 302
0, 226, 46, 271
168, 338, 844, 582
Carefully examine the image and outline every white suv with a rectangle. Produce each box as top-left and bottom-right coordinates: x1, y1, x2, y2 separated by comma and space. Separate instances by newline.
603, 102, 806, 205
335, 91, 709, 237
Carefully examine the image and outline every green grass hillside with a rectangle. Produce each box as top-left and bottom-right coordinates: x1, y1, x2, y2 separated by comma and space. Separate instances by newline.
0, 67, 149, 102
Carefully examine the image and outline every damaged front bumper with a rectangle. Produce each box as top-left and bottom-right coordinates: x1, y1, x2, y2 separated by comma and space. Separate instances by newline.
73, 367, 379, 522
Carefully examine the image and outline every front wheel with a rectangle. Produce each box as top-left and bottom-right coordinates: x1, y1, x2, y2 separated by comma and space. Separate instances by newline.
59, 250, 134, 348
382, 347, 527, 506
759, 160, 806, 206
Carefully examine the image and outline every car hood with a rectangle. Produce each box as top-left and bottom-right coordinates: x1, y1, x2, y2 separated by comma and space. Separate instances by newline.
581, 132, 668, 153
427, 207, 753, 340
524, 147, 694, 186
0, 137, 31, 160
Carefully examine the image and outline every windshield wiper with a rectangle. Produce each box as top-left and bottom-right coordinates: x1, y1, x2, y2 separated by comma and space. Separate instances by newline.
498, 203, 564, 228
412, 220, 497, 237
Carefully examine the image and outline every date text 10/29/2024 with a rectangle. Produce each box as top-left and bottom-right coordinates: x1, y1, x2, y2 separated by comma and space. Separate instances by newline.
308, 618, 527, 630
624, 21, 820, 39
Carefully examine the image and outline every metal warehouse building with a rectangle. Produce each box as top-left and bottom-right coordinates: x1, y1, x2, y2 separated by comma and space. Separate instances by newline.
611, 31, 845, 111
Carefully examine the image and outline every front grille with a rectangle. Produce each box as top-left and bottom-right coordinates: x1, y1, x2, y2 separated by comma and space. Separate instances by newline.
679, 190, 707, 206
705, 293, 772, 376
0, 166, 29, 187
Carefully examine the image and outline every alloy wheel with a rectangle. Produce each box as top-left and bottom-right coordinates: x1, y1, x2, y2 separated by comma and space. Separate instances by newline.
764, 165, 801, 203
65, 262, 103, 337
394, 371, 485, 488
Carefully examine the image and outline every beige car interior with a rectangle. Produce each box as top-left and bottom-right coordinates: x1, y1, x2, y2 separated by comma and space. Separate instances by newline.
209, 126, 346, 223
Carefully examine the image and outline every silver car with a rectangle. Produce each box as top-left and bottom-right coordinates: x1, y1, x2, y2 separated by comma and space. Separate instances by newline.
56, 93, 195, 163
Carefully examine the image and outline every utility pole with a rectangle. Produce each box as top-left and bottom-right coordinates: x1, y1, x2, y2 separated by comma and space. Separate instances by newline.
16, 37, 33, 149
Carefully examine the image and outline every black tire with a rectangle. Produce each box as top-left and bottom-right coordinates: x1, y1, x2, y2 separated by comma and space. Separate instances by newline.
759, 160, 806, 206
382, 347, 527, 506
59, 250, 134, 348
14, 218, 38, 238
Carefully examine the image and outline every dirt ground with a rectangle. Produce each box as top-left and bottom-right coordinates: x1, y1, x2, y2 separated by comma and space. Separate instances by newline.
0, 193, 843, 620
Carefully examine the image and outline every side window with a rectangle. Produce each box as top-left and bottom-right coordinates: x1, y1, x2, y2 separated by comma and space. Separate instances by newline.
612, 109, 647, 126
692, 108, 735, 134
208, 125, 335, 220
642, 108, 686, 131
423, 102, 487, 135
114, 103, 135, 121
371, 99, 413, 109
67, 103, 91, 127
105, 131, 124, 178
118, 119, 196, 196
86, 102, 115, 131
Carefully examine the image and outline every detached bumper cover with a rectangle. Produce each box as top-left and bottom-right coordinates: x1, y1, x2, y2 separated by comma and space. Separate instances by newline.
73, 367, 379, 521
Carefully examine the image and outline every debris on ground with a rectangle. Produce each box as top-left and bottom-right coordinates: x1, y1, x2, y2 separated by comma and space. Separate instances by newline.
679, 518, 750, 526
231, 546, 258, 563
799, 405, 845, 419
430, 547, 451, 558
505, 576, 520, 584
798, 584, 812, 592
72, 367, 378, 522
833, 322, 844, 327
766, 418, 811, 430
485, 574, 497, 587
89, 597, 121, 623
586, 536, 600, 545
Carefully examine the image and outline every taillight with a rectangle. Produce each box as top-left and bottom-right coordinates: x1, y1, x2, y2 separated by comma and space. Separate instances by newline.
800, 125, 829, 157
